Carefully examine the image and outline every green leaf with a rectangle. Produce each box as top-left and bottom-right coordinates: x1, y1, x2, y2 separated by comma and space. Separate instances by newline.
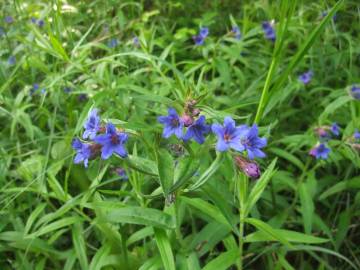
202, 249, 238, 270
96, 206, 176, 229
187, 153, 224, 191
72, 223, 88, 270
245, 229, 329, 244
181, 196, 230, 228
245, 218, 291, 247
31, 216, 82, 237
245, 159, 277, 215
156, 149, 174, 195
319, 176, 360, 200
154, 228, 176, 270
89, 245, 111, 270
170, 156, 199, 192
299, 181, 315, 234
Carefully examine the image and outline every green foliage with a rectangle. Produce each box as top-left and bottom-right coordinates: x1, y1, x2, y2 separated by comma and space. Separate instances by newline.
1, 0, 360, 269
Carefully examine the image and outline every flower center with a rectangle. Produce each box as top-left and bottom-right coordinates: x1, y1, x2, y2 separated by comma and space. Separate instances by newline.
171, 118, 179, 127
224, 133, 231, 142
111, 134, 119, 145
241, 137, 250, 147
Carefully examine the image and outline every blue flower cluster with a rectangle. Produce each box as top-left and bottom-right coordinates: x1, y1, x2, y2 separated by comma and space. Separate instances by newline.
158, 107, 211, 144
350, 85, 360, 100
310, 122, 340, 160
72, 109, 129, 167
262, 21, 276, 41
31, 17, 44, 27
298, 70, 313, 85
158, 107, 267, 178
158, 106, 267, 158
231, 26, 241, 40
192, 27, 209, 45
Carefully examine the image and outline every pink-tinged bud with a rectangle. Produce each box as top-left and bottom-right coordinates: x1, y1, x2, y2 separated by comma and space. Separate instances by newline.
192, 108, 201, 117
181, 114, 194, 127
351, 143, 360, 152
234, 156, 261, 179
314, 127, 328, 138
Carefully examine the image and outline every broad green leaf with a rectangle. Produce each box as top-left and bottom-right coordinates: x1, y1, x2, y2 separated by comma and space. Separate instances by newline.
187, 153, 224, 191
245, 229, 329, 244
97, 206, 176, 229
154, 228, 176, 270
156, 149, 174, 195
245, 159, 277, 215
299, 181, 314, 234
181, 196, 230, 228
31, 216, 82, 237
319, 176, 360, 200
72, 223, 88, 270
89, 245, 111, 270
202, 249, 238, 270
245, 218, 291, 247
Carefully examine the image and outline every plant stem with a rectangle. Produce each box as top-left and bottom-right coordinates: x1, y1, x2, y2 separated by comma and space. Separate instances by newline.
238, 212, 245, 270
237, 174, 247, 270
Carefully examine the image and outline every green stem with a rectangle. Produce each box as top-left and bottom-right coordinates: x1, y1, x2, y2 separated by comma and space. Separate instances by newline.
237, 174, 248, 270
120, 226, 129, 268
254, 58, 278, 124
238, 213, 244, 270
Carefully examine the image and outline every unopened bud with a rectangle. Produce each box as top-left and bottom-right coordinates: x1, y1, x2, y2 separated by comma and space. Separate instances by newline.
314, 127, 328, 138
181, 114, 193, 127
192, 108, 201, 117
234, 156, 261, 179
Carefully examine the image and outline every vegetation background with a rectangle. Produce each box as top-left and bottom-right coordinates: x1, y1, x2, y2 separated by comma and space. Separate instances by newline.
1, 0, 359, 269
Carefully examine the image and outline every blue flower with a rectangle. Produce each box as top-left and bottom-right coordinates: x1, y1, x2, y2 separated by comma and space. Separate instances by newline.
40, 88, 46, 94
83, 108, 101, 140
5, 16, 13, 24
78, 94, 88, 102
354, 129, 360, 140
231, 26, 241, 40
158, 108, 184, 139
31, 17, 37, 23
37, 19, 44, 27
193, 27, 209, 46
8, 56, 16, 65
72, 138, 92, 167
133, 36, 139, 46
94, 122, 128, 159
193, 35, 205, 45
330, 122, 340, 136
115, 168, 128, 180
30, 83, 39, 95
350, 85, 360, 100
298, 71, 313, 85
309, 143, 330, 160
211, 116, 247, 152
199, 27, 209, 38
183, 115, 211, 144
108, 38, 118, 48
262, 21, 276, 41
321, 11, 337, 21
64, 87, 72, 93
240, 124, 267, 159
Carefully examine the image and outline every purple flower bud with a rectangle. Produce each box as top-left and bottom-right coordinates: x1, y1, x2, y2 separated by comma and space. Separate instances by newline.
5, 16, 13, 24
350, 85, 360, 100
234, 156, 261, 179
314, 127, 329, 139
181, 114, 193, 127
192, 108, 201, 117
115, 168, 128, 180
